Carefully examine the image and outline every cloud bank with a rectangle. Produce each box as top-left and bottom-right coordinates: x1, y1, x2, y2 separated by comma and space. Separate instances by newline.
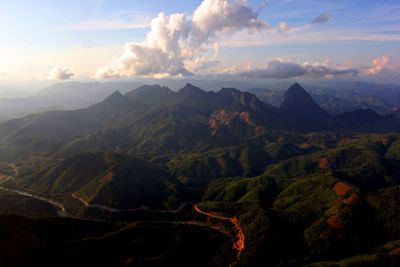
240, 59, 358, 79
96, 0, 268, 79
240, 55, 395, 79
48, 67, 74, 80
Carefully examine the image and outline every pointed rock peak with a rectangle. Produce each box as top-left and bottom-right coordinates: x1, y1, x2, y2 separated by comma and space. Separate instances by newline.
179, 83, 204, 94
281, 82, 318, 108
280, 82, 329, 122
284, 83, 310, 99
184, 83, 196, 88
106, 90, 123, 100
104, 90, 130, 105
104, 91, 130, 105
291, 82, 302, 88
112, 90, 123, 96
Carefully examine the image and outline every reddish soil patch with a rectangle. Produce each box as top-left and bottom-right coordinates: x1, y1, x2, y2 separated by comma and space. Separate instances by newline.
389, 247, 400, 256
333, 182, 352, 196
327, 215, 341, 228
318, 157, 329, 169
345, 193, 359, 204
194, 205, 245, 264
209, 117, 218, 130
239, 112, 252, 125
218, 110, 229, 124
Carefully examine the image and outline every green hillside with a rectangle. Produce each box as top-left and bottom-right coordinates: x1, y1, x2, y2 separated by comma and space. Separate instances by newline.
1, 83, 400, 266
14, 152, 179, 209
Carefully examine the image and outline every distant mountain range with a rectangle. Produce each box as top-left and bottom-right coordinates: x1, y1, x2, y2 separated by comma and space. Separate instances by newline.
0, 82, 399, 162
250, 82, 400, 115
1, 80, 400, 123
1, 82, 400, 266
0, 81, 141, 121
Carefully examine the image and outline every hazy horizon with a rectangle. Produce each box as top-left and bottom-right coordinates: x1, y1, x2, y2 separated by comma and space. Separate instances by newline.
2, 2, 400, 266
1, 0, 399, 95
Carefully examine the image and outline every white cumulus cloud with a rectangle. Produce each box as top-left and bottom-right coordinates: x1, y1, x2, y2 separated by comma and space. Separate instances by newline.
364, 54, 391, 75
191, 0, 268, 44
48, 67, 74, 80
96, 0, 268, 79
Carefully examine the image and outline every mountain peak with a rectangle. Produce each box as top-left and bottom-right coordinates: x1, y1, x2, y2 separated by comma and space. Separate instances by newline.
179, 83, 204, 95
283, 83, 311, 102
280, 83, 325, 111
105, 90, 123, 102
279, 83, 330, 129
101, 90, 134, 109
184, 83, 196, 88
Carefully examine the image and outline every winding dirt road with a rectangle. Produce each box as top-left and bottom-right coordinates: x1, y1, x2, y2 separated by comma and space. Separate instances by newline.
0, 162, 245, 266
71, 195, 245, 265
71, 193, 190, 213
0, 162, 68, 216
1, 186, 245, 266
194, 205, 245, 266
71, 193, 121, 212
0, 186, 67, 216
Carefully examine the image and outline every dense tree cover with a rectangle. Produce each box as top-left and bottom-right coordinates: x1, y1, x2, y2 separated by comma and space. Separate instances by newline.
1, 83, 400, 266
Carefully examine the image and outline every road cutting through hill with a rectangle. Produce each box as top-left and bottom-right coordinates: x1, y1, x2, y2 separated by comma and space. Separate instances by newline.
194, 205, 245, 266
71, 193, 191, 213
0, 186, 67, 216
0, 163, 67, 216
0, 170, 245, 267
71, 193, 121, 212
70, 196, 245, 265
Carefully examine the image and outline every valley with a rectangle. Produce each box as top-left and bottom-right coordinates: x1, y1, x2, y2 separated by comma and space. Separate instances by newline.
2, 0, 399, 265
1, 82, 400, 266
0, 163, 245, 266
0, 186, 67, 216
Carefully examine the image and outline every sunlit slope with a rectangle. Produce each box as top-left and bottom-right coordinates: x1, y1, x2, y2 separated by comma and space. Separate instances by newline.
14, 152, 179, 209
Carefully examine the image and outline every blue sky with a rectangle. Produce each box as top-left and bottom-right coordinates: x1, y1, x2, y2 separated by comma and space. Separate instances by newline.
0, 0, 399, 85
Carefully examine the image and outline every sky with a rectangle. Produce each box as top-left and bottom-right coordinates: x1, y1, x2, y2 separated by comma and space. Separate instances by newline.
0, 0, 399, 89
